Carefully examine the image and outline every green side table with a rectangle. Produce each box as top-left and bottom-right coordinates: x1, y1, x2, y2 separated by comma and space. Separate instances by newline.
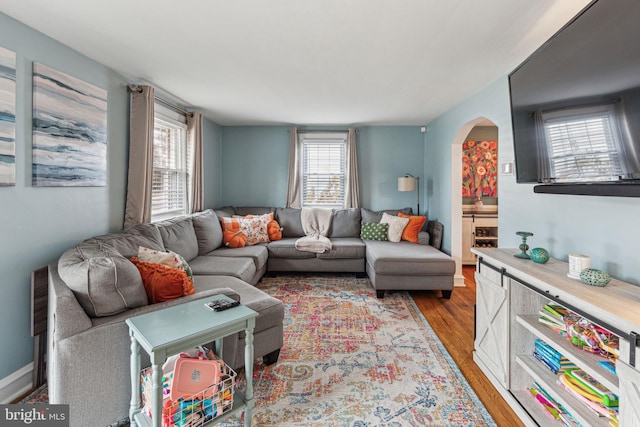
126, 295, 257, 427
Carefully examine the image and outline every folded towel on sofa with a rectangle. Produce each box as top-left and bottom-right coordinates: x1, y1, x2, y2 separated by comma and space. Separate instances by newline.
295, 207, 333, 253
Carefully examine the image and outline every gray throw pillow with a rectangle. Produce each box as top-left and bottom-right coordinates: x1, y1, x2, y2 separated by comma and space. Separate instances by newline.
58, 241, 148, 317
329, 208, 362, 238
191, 210, 223, 255
156, 217, 199, 262
275, 207, 304, 237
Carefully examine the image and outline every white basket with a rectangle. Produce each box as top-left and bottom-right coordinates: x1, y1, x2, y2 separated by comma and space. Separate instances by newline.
141, 356, 236, 427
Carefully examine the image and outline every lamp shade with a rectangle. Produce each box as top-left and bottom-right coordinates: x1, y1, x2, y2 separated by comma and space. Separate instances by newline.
398, 176, 416, 192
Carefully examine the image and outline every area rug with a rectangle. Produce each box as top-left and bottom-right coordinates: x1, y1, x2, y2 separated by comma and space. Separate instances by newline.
21, 274, 495, 427
224, 274, 496, 426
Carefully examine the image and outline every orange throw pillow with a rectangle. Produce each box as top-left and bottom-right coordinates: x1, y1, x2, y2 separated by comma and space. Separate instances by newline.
397, 212, 427, 243
131, 257, 195, 304
223, 230, 248, 248
267, 220, 283, 241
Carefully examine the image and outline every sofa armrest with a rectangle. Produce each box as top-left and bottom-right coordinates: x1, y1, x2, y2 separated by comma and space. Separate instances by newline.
89, 287, 242, 329
426, 220, 444, 250
48, 263, 92, 343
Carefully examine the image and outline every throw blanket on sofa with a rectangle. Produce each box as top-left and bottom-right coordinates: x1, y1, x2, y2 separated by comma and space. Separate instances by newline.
295, 207, 333, 253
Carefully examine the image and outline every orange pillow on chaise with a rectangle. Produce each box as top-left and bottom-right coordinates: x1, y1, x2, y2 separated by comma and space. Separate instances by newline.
131, 257, 195, 304
397, 212, 427, 243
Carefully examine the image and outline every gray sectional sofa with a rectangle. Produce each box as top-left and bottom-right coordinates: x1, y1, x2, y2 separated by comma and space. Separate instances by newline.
48, 206, 455, 427
215, 206, 455, 298
48, 209, 284, 427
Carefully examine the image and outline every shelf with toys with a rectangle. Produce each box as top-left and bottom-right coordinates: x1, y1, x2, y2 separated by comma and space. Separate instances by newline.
472, 248, 640, 427
516, 314, 618, 392
514, 309, 620, 426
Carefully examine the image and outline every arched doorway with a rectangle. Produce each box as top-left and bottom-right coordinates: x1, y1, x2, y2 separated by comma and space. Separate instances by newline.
450, 117, 498, 287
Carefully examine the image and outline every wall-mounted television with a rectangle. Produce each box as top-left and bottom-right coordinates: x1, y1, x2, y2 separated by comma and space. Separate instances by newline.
509, 0, 640, 197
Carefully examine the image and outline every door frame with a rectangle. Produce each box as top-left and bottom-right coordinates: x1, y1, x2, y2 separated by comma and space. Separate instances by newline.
450, 117, 496, 286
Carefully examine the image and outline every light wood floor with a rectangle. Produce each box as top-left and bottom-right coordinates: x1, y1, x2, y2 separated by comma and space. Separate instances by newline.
410, 266, 525, 427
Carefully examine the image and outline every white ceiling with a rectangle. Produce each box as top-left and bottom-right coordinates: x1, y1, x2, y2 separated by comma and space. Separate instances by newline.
0, 0, 591, 126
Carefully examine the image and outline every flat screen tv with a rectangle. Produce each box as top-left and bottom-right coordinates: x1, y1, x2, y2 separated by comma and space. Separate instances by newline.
509, 0, 640, 197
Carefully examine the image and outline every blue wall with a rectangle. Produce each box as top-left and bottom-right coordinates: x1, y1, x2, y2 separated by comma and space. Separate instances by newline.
220, 126, 426, 213
0, 12, 223, 384
425, 75, 640, 285
202, 119, 223, 209
0, 12, 130, 382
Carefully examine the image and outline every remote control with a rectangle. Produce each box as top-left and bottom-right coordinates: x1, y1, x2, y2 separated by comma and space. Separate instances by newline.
205, 299, 241, 312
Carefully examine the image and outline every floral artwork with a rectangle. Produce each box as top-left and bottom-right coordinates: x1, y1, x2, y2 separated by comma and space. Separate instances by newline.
462, 140, 497, 199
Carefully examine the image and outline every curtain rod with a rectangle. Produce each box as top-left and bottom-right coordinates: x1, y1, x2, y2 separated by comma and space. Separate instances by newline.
290, 129, 358, 133
128, 84, 192, 117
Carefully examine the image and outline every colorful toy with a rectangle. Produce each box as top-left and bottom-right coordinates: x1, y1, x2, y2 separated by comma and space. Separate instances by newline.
565, 369, 618, 408
564, 316, 619, 360
173, 399, 203, 426
202, 398, 218, 419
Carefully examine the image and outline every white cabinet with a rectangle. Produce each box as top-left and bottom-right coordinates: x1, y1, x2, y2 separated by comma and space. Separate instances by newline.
474, 264, 509, 388
462, 215, 498, 265
473, 248, 640, 427
462, 216, 475, 264
617, 360, 640, 425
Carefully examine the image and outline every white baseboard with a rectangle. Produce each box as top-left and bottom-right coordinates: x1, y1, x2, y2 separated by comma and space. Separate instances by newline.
454, 274, 466, 287
0, 363, 34, 404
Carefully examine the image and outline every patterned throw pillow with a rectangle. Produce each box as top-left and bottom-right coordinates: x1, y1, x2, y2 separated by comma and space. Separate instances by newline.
222, 214, 271, 245
360, 221, 389, 241
137, 246, 193, 281
380, 212, 410, 243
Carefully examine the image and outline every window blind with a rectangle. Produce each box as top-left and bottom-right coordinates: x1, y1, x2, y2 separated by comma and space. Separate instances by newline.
301, 134, 347, 207
543, 105, 623, 181
152, 116, 188, 221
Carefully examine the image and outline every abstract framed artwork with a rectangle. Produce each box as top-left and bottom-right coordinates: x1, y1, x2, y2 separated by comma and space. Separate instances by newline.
32, 63, 107, 186
0, 46, 16, 186
462, 140, 498, 199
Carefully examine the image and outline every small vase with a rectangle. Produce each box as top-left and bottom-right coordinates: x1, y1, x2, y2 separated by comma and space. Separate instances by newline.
474, 198, 483, 208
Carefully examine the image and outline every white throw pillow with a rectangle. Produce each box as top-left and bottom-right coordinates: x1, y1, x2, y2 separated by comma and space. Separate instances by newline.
380, 212, 409, 243
137, 246, 193, 280
137, 246, 182, 268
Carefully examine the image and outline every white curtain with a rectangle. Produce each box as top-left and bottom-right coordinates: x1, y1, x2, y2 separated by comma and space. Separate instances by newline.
344, 128, 360, 208
187, 111, 203, 213
286, 127, 301, 207
124, 85, 154, 228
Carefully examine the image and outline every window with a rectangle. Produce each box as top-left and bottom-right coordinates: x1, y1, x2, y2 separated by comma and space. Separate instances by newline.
151, 104, 189, 221
542, 104, 624, 181
300, 132, 348, 208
